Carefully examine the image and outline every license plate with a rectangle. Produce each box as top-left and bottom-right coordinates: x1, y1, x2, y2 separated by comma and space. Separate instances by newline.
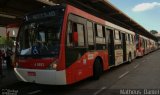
28, 72, 36, 76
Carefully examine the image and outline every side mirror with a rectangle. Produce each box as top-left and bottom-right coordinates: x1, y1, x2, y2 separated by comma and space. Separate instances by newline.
72, 32, 78, 44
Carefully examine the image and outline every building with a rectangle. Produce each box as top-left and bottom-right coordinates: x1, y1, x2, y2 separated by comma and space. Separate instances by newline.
0, 27, 6, 37
0, 26, 19, 49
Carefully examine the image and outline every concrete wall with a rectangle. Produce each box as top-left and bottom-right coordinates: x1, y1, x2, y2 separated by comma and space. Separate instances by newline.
0, 27, 6, 37
0, 27, 19, 37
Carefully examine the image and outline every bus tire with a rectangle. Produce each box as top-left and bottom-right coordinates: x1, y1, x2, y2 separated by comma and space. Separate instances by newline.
93, 58, 103, 80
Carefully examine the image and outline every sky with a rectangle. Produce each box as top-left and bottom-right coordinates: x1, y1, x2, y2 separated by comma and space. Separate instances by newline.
109, 0, 160, 32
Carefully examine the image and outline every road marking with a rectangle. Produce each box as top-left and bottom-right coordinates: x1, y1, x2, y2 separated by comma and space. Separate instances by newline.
119, 71, 129, 79
134, 64, 139, 69
28, 90, 41, 95
93, 86, 106, 95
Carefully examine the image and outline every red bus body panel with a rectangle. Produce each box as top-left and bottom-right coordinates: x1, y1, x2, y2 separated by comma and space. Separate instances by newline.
58, 5, 109, 84
18, 58, 55, 69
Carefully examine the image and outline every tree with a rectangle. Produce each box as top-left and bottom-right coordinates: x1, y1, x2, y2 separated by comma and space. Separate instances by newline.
0, 37, 14, 48
0, 36, 6, 44
150, 30, 158, 35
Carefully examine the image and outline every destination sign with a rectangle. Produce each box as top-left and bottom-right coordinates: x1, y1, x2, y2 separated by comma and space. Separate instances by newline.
25, 11, 56, 21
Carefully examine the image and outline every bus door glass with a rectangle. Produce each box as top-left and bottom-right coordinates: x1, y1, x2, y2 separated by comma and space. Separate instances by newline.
106, 28, 115, 66
135, 34, 139, 49
122, 33, 127, 62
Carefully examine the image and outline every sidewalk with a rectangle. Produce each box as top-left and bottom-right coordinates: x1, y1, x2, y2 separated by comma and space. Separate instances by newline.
0, 63, 19, 88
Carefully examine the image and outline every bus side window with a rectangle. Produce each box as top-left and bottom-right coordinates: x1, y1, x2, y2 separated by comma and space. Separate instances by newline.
115, 30, 120, 40
130, 34, 132, 43
67, 22, 85, 47
128, 34, 130, 43
131, 35, 133, 43
67, 21, 73, 47
126, 34, 128, 41
87, 21, 94, 50
95, 24, 106, 50
129, 34, 132, 43
77, 23, 85, 47
105, 29, 110, 49
72, 22, 78, 46
96, 24, 103, 38
132, 35, 134, 43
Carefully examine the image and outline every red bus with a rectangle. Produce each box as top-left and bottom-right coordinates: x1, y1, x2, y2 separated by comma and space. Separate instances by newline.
14, 4, 156, 85
136, 34, 157, 57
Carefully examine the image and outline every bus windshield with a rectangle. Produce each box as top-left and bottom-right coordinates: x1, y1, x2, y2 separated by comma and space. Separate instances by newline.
16, 8, 65, 57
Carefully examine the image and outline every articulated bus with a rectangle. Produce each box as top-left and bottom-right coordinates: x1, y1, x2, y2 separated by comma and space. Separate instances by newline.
14, 4, 156, 85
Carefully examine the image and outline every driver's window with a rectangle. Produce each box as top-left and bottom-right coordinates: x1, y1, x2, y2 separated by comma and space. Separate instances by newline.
39, 32, 45, 42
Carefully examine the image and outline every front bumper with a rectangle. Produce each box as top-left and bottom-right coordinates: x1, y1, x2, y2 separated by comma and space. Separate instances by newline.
14, 68, 66, 85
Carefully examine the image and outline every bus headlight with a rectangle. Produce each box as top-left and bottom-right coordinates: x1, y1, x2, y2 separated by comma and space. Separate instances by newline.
48, 61, 57, 70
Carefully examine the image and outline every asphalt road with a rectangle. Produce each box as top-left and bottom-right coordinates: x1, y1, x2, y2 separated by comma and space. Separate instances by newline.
1, 50, 160, 95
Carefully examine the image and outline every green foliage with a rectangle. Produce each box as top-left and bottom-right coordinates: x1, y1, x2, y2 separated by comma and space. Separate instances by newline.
150, 30, 158, 34
0, 36, 6, 44
0, 37, 14, 48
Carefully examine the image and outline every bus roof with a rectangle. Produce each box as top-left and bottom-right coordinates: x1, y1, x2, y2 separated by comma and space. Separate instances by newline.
66, 0, 157, 41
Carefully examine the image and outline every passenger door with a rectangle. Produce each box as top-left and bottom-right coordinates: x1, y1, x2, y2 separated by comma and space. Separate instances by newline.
107, 29, 115, 66
122, 33, 127, 62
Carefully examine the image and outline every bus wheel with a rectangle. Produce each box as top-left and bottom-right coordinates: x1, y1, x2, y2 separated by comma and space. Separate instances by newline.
93, 58, 103, 80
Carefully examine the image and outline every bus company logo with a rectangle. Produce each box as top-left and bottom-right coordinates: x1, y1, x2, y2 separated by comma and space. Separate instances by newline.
34, 63, 45, 67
